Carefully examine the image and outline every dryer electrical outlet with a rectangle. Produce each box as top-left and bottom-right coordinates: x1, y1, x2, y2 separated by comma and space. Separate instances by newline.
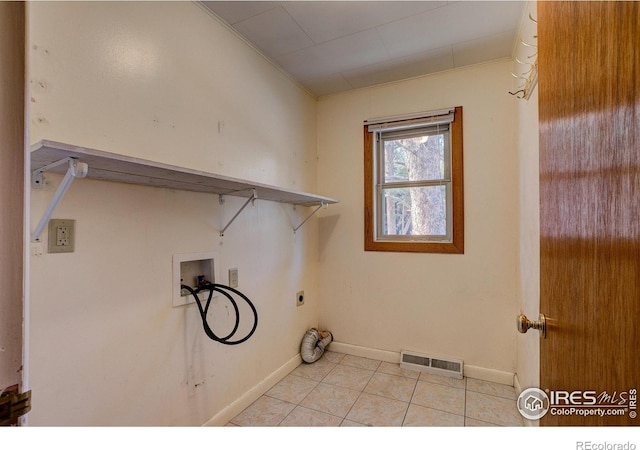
228, 268, 239, 288
48, 219, 75, 253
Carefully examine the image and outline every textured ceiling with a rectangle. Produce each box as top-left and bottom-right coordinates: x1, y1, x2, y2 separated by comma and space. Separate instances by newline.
202, 1, 525, 97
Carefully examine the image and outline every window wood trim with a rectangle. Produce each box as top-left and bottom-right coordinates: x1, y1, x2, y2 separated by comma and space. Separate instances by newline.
364, 106, 464, 254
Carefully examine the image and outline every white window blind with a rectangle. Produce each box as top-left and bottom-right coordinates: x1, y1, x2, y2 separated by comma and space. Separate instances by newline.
364, 107, 455, 133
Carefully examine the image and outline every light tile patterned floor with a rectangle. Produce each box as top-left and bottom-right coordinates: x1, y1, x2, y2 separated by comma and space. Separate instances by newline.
226, 351, 524, 427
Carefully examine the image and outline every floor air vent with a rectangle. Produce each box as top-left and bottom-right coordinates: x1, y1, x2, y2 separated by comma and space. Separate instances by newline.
400, 351, 463, 379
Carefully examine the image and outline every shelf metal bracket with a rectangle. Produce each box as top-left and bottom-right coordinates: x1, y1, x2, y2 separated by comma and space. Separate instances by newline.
293, 202, 327, 234
219, 189, 257, 237
31, 157, 89, 242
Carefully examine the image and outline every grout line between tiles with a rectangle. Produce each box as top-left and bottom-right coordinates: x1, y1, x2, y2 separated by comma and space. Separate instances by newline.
401, 378, 420, 426
342, 390, 364, 425
463, 379, 468, 426
228, 352, 522, 427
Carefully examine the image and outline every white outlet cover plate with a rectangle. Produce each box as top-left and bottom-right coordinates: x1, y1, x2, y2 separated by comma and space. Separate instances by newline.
229, 267, 239, 288
48, 218, 75, 253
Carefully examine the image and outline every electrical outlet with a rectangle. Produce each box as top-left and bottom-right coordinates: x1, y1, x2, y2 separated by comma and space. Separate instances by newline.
296, 291, 304, 307
229, 268, 238, 288
56, 225, 70, 246
48, 219, 75, 253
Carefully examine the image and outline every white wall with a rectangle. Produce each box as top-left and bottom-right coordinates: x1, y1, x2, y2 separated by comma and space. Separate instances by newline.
514, 1, 540, 396
317, 60, 519, 378
28, 2, 320, 426
515, 88, 539, 391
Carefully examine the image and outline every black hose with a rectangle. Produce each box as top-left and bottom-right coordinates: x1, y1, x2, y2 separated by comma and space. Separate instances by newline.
181, 283, 258, 345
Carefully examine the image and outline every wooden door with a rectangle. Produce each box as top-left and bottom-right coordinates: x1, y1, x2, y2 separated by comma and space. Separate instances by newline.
0, 1, 26, 425
538, 1, 639, 426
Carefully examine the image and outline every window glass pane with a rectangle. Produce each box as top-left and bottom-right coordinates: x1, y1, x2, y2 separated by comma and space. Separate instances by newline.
383, 133, 445, 183
381, 186, 447, 236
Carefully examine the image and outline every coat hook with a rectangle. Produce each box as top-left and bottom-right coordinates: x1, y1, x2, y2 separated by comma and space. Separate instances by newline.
516, 56, 538, 67
520, 39, 537, 48
509, 89, 525, 99
518, 65, 534, 76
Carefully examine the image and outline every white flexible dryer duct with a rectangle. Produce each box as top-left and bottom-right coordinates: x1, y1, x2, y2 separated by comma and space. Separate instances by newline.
300, 328, 333, 363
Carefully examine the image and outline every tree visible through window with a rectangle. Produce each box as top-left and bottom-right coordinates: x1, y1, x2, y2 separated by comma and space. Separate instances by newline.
382, 130, 447, 236
364, 106, 463, 253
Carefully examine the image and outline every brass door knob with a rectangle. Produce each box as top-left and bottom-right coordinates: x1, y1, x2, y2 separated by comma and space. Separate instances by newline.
517, 313, 546, 339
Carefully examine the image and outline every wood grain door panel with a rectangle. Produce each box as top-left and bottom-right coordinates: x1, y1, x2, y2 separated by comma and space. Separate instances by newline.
538, 1, 640, 426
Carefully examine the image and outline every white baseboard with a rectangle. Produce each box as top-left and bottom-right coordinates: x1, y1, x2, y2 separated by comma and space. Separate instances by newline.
463, 365, 514, 386
514, 373, 523, 394
201, 353, 302, 427
513, 373, 539, 427
327, 341, 399, 364
203, 341, 517, 426
329, 341, 515, 386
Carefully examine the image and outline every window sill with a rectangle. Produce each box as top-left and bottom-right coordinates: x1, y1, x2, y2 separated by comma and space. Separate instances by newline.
364, 238, 464, 254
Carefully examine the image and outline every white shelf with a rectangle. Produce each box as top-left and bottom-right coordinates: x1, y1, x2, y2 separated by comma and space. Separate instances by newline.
30, 140, 338, 239
31, 140, 338, 206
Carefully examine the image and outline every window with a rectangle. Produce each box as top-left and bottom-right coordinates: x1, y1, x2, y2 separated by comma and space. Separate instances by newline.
364, 106, 463, 253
